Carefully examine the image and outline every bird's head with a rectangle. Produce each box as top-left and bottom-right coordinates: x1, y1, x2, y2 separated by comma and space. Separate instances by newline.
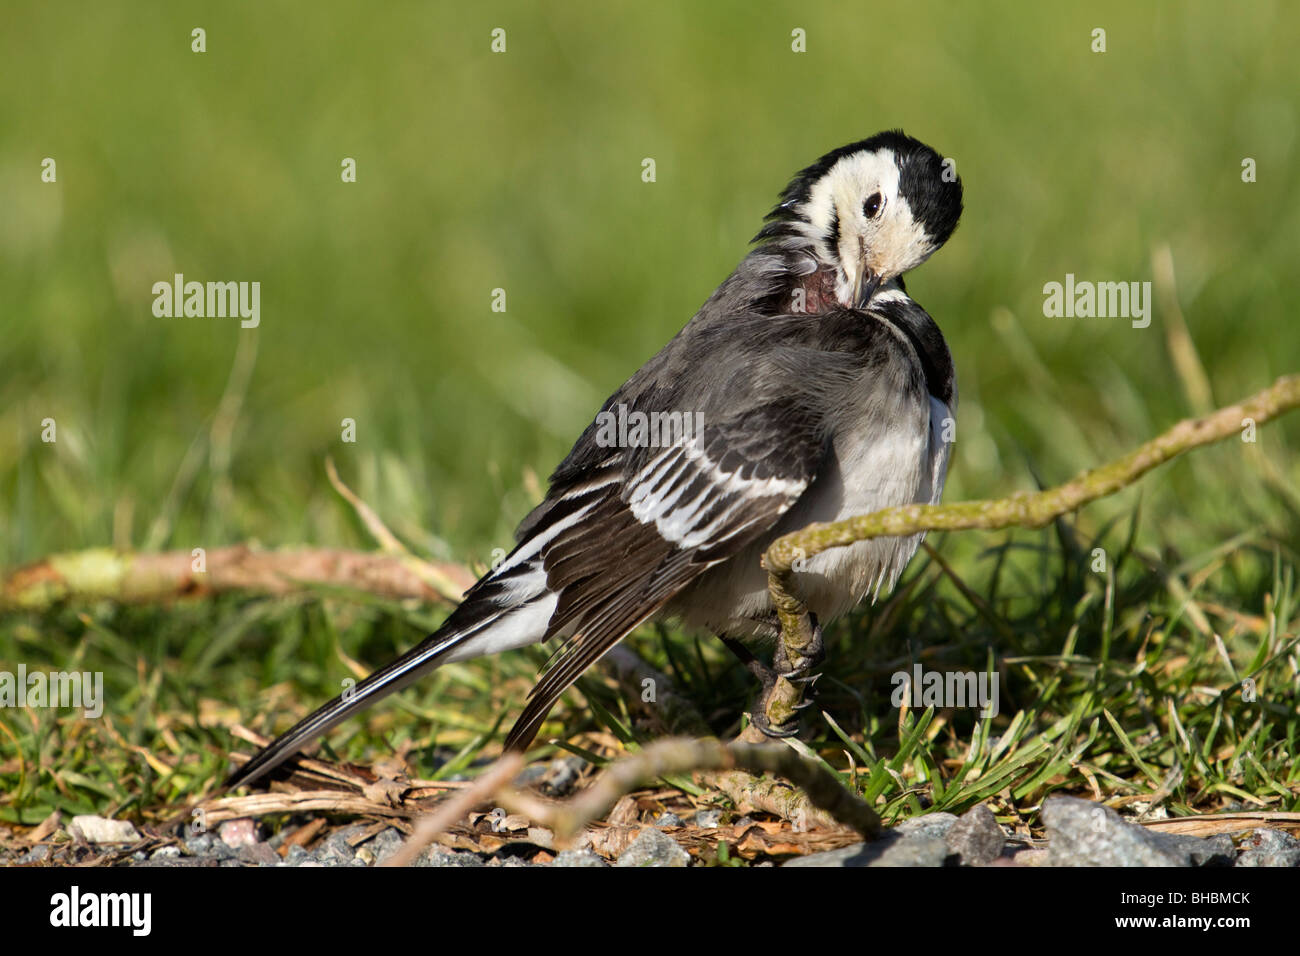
757, 130, 963, 309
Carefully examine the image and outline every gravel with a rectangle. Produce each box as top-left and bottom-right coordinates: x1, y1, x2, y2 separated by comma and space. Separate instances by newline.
11, 796, 1299, 868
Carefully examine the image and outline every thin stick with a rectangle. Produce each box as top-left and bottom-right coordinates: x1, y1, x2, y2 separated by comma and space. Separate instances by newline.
496, 738, 880, 840
1, 545, 473, 611
383, 752, 526, 867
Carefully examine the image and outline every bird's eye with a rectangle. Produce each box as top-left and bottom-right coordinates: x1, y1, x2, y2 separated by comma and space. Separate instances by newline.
863, 192, 884, 219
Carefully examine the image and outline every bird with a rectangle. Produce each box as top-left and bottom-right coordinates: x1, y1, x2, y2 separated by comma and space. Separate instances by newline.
227, 129, 963, 789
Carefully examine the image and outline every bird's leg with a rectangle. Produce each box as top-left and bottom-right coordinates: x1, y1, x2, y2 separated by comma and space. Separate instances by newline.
718, 615, 825, 740
717, 635, 779, 690
717, 634, 797, 738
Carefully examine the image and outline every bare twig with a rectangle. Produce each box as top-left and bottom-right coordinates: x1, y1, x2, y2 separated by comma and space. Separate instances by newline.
496, 738, 880, 842
600, 645, 845, 829
383, 752, 525, 866
1, 545, 474, 611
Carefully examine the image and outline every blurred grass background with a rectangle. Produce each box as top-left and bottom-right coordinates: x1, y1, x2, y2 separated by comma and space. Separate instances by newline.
1, 2, 1298, 835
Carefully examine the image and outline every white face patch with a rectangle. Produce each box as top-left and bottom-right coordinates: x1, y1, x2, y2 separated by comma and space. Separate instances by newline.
798, 148, 936, 305
802, 149, 901, 247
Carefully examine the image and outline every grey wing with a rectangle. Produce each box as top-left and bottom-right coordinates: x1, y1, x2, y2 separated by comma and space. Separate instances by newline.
501, 400, 825, 751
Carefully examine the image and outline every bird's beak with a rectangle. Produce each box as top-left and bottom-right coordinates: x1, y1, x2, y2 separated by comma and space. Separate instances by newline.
853, 268, 882, 309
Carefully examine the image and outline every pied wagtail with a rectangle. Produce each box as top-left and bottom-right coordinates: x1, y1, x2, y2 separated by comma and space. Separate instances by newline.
228, 129, 963, 788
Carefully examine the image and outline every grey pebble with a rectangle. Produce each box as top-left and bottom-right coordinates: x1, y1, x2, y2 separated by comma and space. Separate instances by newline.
237, 843, 281, 866
553, 849, 608, 868
413, 842, 486, 868
317, 827, 363, 865
414, 845, 486, 867
184, 834, 213, 854
1235, 828, 1300, 867
540, 756, 587, 797
692, 809, 723, 829
783, 832, 950, 868
1043, 796, 1234, 867
284, 844, 311, 865
945, 805, 1006, 865
362, 828, 405, 865
616, 828, 691, 867
895, 812, 958, 841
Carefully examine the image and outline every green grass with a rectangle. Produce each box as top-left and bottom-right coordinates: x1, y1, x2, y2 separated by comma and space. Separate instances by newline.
2, 1, 1298, 859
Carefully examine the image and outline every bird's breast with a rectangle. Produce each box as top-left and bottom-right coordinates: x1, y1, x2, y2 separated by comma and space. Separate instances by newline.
670, 381, 951, 638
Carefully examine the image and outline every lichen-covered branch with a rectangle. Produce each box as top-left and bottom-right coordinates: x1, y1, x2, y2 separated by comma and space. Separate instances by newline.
759, 374, 1300, 731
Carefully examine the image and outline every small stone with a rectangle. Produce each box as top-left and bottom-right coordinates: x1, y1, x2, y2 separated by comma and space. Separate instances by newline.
1043, 796, 1234, 867
945, 805, 1006, 865
141, 856, 220, 868
692, 809, 724, 829
206, 840, 238, 861
654, 812, 683, 828
150, 846, 182, 860
553, 849, 608, 868
895, 812, 958, 841
218, 818, 259, 848
184, 834, 213, 854
69, 815, 141, 844
783, 832, 949, 867
616, 828, 691, 867
362, 828, 405, 865
540, 756, 587, 797
284, 844, 311, 865
1236, 829, 1300, 867
414, 845, 486, 867
317, 828, 363, 865
237, 843, 281, 866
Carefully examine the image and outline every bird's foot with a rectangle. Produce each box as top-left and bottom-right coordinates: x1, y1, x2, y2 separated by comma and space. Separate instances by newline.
775, 613, 825, 682
719, 616, 825, 740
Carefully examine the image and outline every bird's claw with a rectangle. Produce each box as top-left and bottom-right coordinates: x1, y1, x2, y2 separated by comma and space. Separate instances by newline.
747, 709, 802, 739
778, 670, 822, 686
